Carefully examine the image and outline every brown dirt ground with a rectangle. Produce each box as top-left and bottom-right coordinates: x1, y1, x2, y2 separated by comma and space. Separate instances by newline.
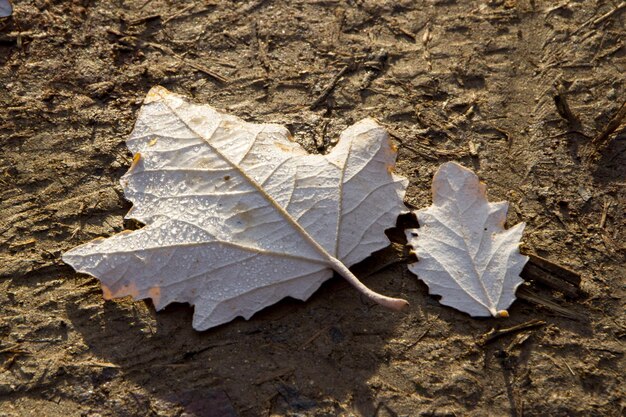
1, 0, 625, 416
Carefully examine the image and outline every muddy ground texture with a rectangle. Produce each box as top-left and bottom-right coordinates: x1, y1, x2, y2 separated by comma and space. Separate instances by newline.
1, 0, 625, 416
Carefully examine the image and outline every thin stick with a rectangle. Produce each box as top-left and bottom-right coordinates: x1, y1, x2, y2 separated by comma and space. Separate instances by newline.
163, 4, 195, 24
0, 344, 28, 354
516, 286, 584, 320
523, 252, 581, 286
599, 199, 610, 228
310, 64, 351, 110
126, 14, 161, 26
562, 360, 576, 376
592, 100, 626, 151
407, 322, 434, 349
573, 1, 626, 34
479, 319, 546, 345
301, 326, 331, 349
147, 42, 230, 84
592, 2, 626, 26
521, 263, 581, 298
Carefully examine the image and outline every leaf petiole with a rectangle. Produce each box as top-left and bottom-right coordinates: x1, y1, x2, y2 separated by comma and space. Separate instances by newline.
327, 256, 409, 311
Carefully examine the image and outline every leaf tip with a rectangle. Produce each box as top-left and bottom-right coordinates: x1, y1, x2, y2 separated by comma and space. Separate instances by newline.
129, 152, 142, 171
145, 85, 168, 103
496, 310, 509, 318
387, 298, 410, 311
148, 286, 162, 307
101, 284, 113, 300
389, 140, 398, 153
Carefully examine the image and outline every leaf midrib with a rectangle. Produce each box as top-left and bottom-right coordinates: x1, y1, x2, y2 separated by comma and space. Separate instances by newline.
157, 92, 340, 268
446, 179, 497, 314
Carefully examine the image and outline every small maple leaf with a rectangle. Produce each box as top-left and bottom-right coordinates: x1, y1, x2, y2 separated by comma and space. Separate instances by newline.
63, 86, 409, 330
406, 162, 528, 317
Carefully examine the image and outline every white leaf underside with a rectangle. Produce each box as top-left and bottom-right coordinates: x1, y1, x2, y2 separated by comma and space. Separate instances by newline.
0, 0, 12, 18
63, 86, 408, 330
406, 162, 528, 317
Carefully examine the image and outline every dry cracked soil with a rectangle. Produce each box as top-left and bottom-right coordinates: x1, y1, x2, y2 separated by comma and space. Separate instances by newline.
0, 1, 624, 416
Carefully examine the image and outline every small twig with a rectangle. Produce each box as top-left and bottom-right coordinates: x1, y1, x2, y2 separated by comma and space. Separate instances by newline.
68, 361, 120, 368
548, 130, 592, 140
182, 58, 230, 84
422, 23, 433, 71
251, 22, 271, 74
309, 64, 352, 110
522, 252, 581, 287
592, 1, 626, 27
0, 344, 29, 355
398, 143, 438, 161
178, 340, 237, 361
573, 1, 626, 34
146, 42, 230, 84
516, 286, 584, 320
301, 326, 332, 350
599, 198, 611, 228
380, 16, 418, 41
162, 4, 195, 24
399, 141, 469, 160
254, 368, 294, 385
478, 319, 546, 346
562, 359, 576, 377
521, 263, 581, 298
389, 127, 469, 160
126, 14, 161, 26
407, 322, 434, 349
236, 0, 268, 14
592, 100, 626, 152
138, 0, 154, 9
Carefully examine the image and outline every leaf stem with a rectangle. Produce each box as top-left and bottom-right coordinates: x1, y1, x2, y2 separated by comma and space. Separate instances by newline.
327, 256, 409, 311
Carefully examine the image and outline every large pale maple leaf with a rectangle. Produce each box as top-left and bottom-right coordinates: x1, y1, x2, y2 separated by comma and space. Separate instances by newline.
63, 86, 409, 330
406, 162, 528, 317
